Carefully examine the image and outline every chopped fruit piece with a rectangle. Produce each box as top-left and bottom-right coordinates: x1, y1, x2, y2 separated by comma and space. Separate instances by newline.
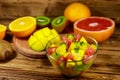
64, 53, 73, 61
73, 34, 81, 42
90, 44, 97, 50
84, 47, 96, 59
52, 52, 61, 59
62, 36, 72, 47
80, 37, 88, 44
56, 43, 67, 55
66, 59, 75, 68
50, 43, 56, 47
71, 49, 84, 61
51, 29, 59, 37
68, 42, 76, 51
47, 47, 57, 55
56, 56, 65, 67
28, 35, 38, 47
31, 41, 44, 51
41, 27, 51, 37
67, 34, 74, 40
33, 30, 44, 39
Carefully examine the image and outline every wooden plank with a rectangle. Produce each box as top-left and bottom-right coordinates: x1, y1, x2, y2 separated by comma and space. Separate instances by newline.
0, 49, 119, 79
0, 0, 50, 3
0, 69, 119, 80
0, 50, 119, 73
0, 0, 120, 79
0, 3, 48, 19
0, 0, 120, 23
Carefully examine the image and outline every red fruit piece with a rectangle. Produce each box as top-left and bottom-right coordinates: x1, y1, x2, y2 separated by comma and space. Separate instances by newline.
62, 36, 72, 47
83, 47, 96, 64
56, 56, 65, 66
73, 34, 81, 42
47, 47, 57, 55
64, 53, 73, 61
84, 47, 95, 59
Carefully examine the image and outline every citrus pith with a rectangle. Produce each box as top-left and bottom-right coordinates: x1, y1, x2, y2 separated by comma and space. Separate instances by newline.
64, 2, 91, 22
0, 24, 7, 39
9, 16, 36, 38
74, 17, 115, 43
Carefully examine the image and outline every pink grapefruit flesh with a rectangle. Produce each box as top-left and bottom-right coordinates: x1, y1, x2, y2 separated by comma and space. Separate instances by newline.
74, 17, 115, 43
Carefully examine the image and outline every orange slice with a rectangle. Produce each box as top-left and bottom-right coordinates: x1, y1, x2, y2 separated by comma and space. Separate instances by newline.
9, 16, 36, 38
74, 17, 115, 43
0, 24, 7, 39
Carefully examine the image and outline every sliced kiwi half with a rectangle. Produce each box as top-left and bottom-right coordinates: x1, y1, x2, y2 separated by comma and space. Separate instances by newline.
36, 16, 51, 27
51, 16, 67, 33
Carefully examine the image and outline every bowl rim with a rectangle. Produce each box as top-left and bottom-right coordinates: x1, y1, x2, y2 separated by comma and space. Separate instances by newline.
46, 33, 99, 62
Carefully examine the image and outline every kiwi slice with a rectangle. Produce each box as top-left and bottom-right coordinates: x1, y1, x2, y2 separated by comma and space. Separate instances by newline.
36, 16, 51, 27
51, 16, 67, 33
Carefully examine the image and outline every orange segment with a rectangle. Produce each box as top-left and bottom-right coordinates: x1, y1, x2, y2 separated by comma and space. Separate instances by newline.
9, 16, 36, 38
0, 24, 7, 39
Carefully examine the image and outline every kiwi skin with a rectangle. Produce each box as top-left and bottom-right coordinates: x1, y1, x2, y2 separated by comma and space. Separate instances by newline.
0, 40, 13, 60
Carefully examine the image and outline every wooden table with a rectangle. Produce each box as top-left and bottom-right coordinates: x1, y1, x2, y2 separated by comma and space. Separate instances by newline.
0, 0, 120, 79
0, 25, 120, 80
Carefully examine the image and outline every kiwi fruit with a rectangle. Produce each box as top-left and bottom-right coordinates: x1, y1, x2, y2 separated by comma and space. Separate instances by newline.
36, 16, 51, 28
51, 16, 68, 33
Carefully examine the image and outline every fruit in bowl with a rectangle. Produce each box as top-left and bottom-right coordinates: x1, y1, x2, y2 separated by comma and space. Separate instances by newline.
74, 17, 115, 43
46, 33, 98, 77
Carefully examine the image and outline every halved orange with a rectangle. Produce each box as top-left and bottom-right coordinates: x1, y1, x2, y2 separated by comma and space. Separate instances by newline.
0, 24, 7, 39
74, 17, 115, 43
9, 16, 36, 38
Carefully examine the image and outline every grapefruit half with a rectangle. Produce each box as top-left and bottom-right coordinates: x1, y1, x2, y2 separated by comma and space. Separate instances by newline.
74, 17, 115, 43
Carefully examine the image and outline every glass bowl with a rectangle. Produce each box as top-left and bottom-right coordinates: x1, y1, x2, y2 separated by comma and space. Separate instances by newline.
46, 33, 98, 77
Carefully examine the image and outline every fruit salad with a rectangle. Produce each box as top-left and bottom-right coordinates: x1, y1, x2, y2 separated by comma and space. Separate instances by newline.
46, 33, 98, 77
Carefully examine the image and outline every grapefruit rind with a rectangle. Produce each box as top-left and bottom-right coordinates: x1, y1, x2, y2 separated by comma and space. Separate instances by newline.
74, 17, 115, 43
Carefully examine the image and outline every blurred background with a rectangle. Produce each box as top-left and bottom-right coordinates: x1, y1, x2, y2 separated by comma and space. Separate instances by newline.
0, 0, 120, 28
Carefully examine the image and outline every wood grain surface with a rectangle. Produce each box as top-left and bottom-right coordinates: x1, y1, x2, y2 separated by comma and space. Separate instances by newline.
0, 33, 120, 80
13, 36, 46, 58
0, 0, 120, 80
0, 0, 120, 26
0, 25, 119, 80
